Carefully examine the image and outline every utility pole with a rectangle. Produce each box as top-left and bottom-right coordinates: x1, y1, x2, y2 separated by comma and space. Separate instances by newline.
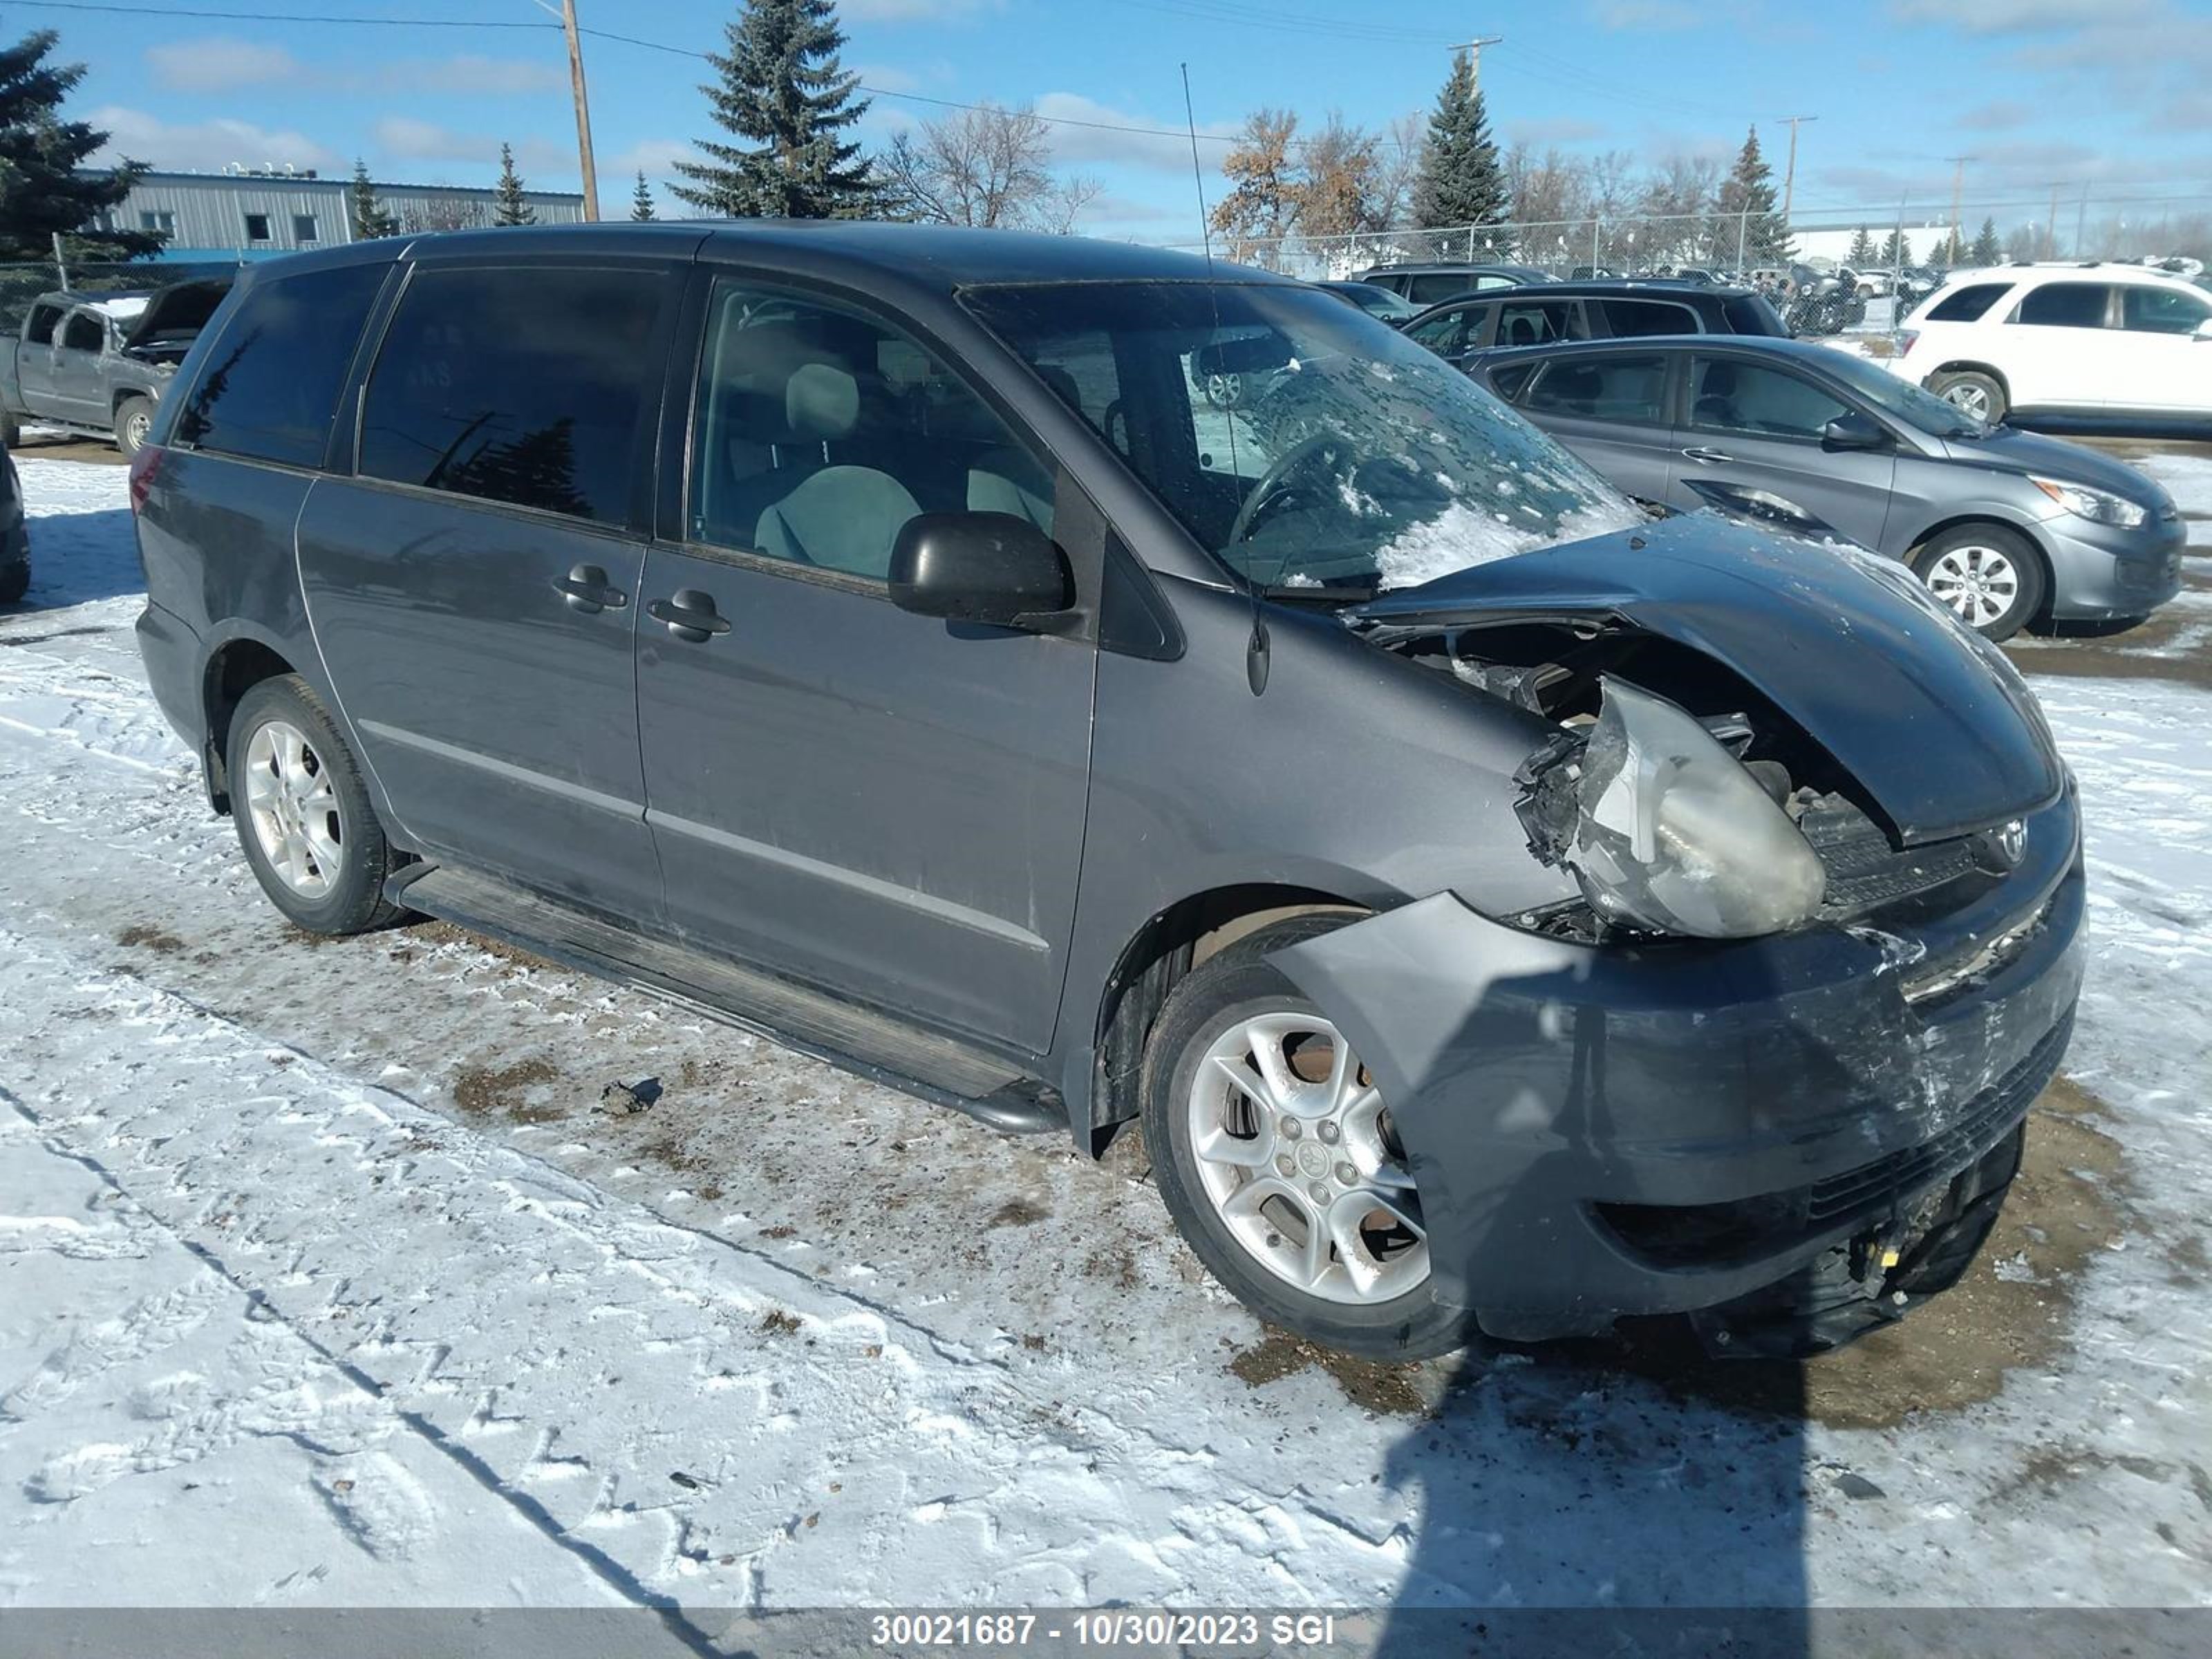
2075, 181, 2088, 259
1777, 113, 1817, 223
1943, 153, 1973, 261
2047, 181, 2061, 259
556, 0, 600, 221
1456, 35, 1504, 94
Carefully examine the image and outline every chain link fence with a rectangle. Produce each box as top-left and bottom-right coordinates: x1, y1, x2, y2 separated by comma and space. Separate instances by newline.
0, 258, 245, 320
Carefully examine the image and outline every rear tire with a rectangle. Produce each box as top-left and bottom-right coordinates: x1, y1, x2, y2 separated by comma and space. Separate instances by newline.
1141, 915, 1473, 1361
113, 396, 153, 459
227, 675, 407, 935
0, 559, 26, 606
1928, 368, 2006, 426
1911, 523, 2046, 641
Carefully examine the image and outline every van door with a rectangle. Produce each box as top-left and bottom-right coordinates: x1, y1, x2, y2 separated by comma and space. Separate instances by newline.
295, 259, 679, 921
632, 276, 1096, 1053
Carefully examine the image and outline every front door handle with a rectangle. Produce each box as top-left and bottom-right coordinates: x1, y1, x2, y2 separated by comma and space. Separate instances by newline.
1681, 446, 1734, 465
554, 563, 628, 613
647, 590, 731, 641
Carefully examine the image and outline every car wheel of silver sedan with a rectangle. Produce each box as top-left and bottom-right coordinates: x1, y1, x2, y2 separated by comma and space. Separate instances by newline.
1911, 524, 2045, 642
1141, 915, 1472, 1360
227, 675, 409, 935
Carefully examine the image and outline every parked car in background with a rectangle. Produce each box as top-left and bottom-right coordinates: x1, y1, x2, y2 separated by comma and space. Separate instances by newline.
1354, 261, 1554, 307
1315, 280, 1418, 324
0, 279, 230, 455
1895, 263, 2212, 425
1, 437, 26, 605
1472, 335, 2183, 639
133, 223, 2082, 1362
1402, 279, 1788, 371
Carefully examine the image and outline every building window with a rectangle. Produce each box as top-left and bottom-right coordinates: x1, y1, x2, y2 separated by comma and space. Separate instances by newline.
244, 212, 272, 243
139, 209, 176, 236
294, 214, 319, 244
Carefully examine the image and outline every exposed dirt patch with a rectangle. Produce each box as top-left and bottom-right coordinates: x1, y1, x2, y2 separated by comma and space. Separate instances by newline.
409, 919, 565, 975
988, 1197, 1049, 1228
451, 1058, 562, 1124
115, 924, 185, 955
760, 1224, 796, 1240
758, 1309, 802, 1337
280, 924, 340, 950
1582, 1085, 2130, 1430
1230, 1332, 1428, 1418
1986, 1443, 2180, 1508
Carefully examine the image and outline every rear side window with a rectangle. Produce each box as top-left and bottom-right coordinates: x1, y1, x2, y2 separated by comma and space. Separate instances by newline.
1522, 353, 1669, 423
360, 265, 671, 525
2013, 283, 2111, 328
25, 305, 61, 345
1494, 301, 1583, 348
62, 312, 104, 351
2120, 284, 2211, 335
1925, 282, 2009, 323
1407, 272, 1477, 305
1597, 298, 1699, 338
176, 261, 388, 467
1721, 293, 1789, 337
1405, 306, 1477, 355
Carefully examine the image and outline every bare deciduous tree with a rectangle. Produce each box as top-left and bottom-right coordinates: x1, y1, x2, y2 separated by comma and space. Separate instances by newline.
879, 103, 1100, 234
1292, 113, 1385, 242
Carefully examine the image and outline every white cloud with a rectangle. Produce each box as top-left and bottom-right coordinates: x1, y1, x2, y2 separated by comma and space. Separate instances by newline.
144, 38, 303, 93
1592, 1, 1701, 27
385, 55, 566, 97
843, 0, 1000, 19
1958, 100, 2034, 131
607, 138, 697, 182
1887, 0, 2153, 32
88, 105, 343, 175
372, 118, 569, 180
1032, 92, 1235, 174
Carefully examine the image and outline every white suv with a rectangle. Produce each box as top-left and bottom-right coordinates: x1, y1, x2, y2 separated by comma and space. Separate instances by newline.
1895, 263, 2212, 424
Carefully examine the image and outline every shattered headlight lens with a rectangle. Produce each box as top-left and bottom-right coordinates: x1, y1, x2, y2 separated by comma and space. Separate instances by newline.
1566, 677, 1828, 939
2031, 476, 2147, 529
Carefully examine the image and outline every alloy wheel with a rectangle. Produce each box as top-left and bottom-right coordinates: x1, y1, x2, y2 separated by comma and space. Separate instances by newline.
1924, 543, 2021, 630
1185, 1011, 1429, 1305
1940, 380, 1992, 422
242, 718, 343, 899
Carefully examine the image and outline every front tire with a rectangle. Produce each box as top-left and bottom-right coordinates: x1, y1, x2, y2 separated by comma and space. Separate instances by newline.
227, 676, 406, 935
113, 396, 153, 458
1141, 916, 1472, 1360
1911, 524, 2046, 641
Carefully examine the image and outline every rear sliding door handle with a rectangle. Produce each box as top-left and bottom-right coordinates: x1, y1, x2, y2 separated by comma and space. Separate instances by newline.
647, 590, 731, 641
1681, 446, 1734, 465
554, 563, 628, 612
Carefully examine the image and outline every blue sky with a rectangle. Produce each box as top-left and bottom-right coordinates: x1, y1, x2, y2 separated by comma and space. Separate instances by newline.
24, 0, 2212, 241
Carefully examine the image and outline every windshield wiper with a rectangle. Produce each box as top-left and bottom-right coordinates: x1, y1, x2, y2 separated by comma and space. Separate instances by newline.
1261, 581, 1379, 604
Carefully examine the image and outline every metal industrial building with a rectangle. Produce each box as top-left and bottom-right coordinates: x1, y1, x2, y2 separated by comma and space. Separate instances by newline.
82, 167, 586, 261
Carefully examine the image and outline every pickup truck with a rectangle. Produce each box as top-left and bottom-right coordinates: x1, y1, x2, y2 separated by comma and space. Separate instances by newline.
0, 279, 229, 456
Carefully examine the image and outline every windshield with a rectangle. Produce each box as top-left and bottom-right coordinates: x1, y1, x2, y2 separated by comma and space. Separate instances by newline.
1817, 348, 1983, 438
962, 281, 1642, 593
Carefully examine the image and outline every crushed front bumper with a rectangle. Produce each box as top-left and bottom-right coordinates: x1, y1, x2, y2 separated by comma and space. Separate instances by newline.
1273, 794, 2084, 1354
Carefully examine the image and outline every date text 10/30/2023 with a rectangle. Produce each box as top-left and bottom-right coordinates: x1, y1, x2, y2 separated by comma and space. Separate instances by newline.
869, 1613, 1341, 1648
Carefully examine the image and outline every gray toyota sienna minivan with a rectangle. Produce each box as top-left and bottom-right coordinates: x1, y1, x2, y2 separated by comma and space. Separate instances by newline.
132, 224, 2085, 1362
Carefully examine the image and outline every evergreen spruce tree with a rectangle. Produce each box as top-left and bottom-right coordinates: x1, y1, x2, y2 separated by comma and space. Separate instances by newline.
669, 0, 877, 218
0, 30, 163, 261
1846, 224, 1875, 264
1880, 225, 1908, 266
1409, 50, 1507, 232
1969, 214, 2002, 266
348, 159, 398, 240
494, 143, 535, 226
630, 169, 656, 221
1715, 126, 1792, 265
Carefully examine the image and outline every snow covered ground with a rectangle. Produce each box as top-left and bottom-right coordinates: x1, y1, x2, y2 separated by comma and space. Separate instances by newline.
1, 457, 2208, 1635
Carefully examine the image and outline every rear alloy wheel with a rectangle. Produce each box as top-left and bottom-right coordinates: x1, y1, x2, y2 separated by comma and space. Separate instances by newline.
228, 676, 407, 935
1928, 369, 2006, 426
1911, 525, 2046, 641
113, 396, 154, 459
1142, 916, 1471, 1359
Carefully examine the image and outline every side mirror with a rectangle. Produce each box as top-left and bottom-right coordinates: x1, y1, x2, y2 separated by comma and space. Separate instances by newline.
888, 512, 1074, 630
1822, 411, 1890, 451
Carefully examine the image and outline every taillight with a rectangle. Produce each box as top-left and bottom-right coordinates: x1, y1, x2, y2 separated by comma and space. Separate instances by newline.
1894, 329, 1920, 357
128, 443, 164, 516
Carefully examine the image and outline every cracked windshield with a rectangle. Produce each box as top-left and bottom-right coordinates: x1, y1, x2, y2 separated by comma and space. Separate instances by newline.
964, 280, 1643, 593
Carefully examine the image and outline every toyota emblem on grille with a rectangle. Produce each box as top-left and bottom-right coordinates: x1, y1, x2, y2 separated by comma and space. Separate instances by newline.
1976, 818, 2027, 872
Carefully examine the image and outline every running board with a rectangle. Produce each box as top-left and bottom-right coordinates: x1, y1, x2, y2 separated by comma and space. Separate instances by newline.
393, 864, 1062, 1134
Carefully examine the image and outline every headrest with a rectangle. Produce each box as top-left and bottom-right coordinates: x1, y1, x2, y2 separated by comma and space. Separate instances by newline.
787, 362, 859, 440
1700, 363, 1737, 397
1035, 364, 1081, 409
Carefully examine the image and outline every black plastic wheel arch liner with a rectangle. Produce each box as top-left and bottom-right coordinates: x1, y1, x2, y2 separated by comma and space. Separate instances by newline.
1269, 869, 2086, 1342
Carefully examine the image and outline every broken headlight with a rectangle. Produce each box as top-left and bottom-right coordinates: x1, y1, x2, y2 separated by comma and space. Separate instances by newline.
1561, 677, 1828, 939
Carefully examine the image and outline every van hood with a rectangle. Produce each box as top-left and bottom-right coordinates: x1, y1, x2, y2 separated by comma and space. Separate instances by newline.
1347, 512, 2065, 845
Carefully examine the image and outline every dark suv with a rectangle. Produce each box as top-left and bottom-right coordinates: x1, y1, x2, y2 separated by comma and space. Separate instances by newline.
132, 224, 2082, 1362
1354, 261, 1555, 308
1403, 279, 1789, 370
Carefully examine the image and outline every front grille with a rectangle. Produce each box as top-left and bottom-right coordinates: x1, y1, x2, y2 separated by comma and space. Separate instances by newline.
1596, 1006, 2072, 1268
1799, 796, 1978, 919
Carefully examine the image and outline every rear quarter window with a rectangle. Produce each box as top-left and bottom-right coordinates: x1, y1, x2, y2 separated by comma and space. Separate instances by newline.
1924, 282, 2011, 324
1485, 362, 1538, 402
1721, 293, 1789, 337
1597, 298, 1700, 338
176, 262, 389, 467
